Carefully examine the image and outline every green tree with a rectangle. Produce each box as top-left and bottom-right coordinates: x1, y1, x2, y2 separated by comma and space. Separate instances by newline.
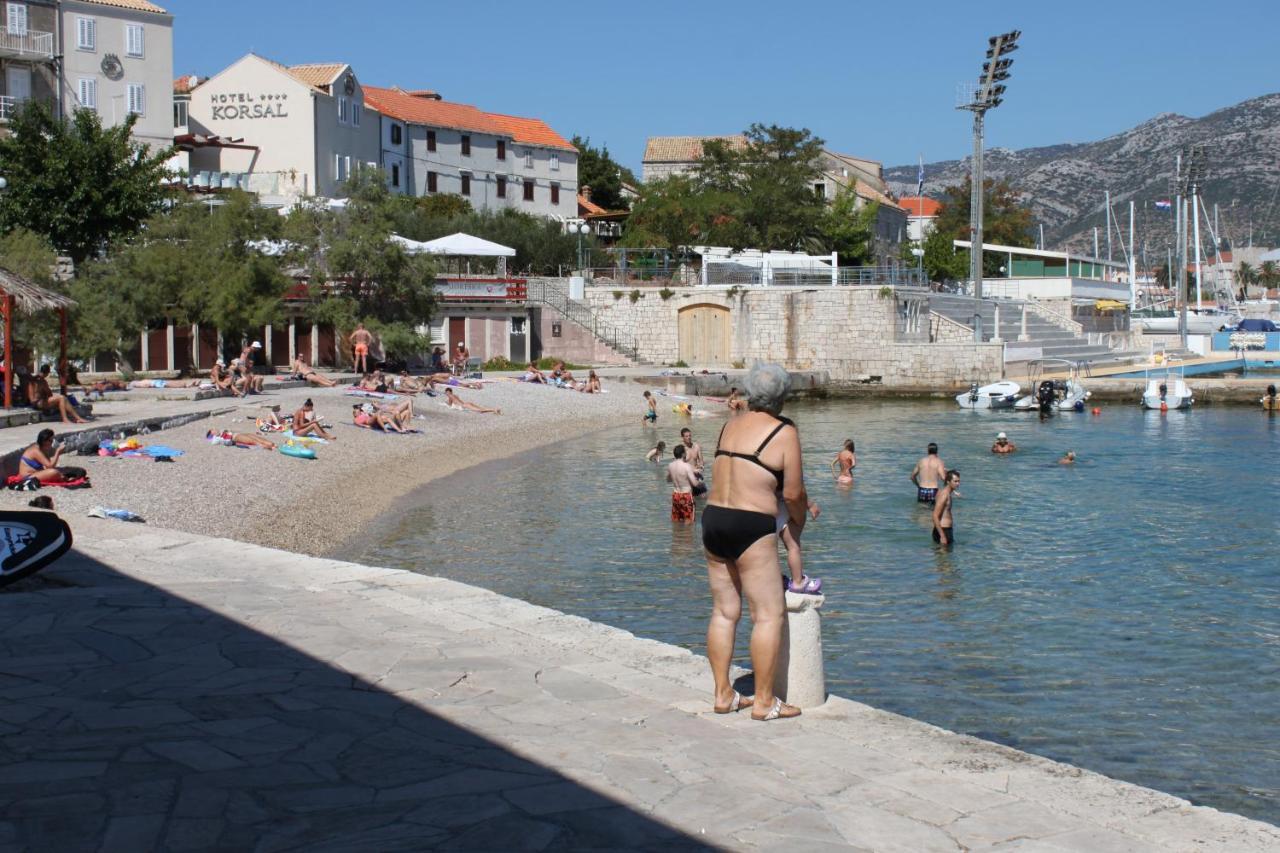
0, 101, 174, 267
812, 190, 876, 264
572, 136, 635, 211
735, 124, 826, 251
1236, 261, 1256, 299
1259, 260, 1280, 294
284, 170, 436, 359
928, 177, 1034, 278
921, 225, 968, 283
620, 174, 716, 250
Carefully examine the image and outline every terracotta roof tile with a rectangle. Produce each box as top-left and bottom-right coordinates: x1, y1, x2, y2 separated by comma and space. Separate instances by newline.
287, 63, 347, 90
898, 196, 941, 217
578, 195, 606, 216
173, 75, 202, 95
363, 86, 505, 135
75, 0, 168, 13
484, 112, 575, 152
643, 135, 747, 163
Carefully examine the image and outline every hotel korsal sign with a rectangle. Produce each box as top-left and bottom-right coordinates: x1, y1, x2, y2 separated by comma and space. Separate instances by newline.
209, 92, 291, 120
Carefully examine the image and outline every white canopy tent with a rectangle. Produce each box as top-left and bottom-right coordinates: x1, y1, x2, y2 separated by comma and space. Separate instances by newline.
396, 232, 517, 275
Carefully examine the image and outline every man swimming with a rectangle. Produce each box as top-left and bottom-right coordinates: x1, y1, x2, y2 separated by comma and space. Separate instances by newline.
991, 432, 1016, 454
1059, 450, 1076, 465
910, 442, 946, 503
932, 469, 960, 547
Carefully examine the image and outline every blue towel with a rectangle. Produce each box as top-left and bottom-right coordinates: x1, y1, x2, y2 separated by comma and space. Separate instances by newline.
143, 445, 185, 457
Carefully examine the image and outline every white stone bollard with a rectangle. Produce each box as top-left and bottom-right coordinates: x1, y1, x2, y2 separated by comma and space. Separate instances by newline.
774, 591, 826, 708
992, 303, 1003, 343
1019, 304, 1030, 341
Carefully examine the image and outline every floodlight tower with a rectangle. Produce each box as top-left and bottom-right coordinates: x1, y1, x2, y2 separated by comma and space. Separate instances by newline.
958, 30, 1020, 340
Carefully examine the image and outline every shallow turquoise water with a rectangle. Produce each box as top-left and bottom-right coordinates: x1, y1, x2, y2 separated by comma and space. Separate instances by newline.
352, 400, 1280, 824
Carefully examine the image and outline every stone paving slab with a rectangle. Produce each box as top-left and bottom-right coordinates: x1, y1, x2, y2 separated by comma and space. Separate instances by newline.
1, 523, 1277, 851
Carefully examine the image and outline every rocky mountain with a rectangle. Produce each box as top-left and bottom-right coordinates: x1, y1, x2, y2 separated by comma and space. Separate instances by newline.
884, 93, 1280, 255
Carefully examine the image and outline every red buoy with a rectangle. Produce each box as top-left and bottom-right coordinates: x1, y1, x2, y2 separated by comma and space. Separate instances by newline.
1091, 407, 1101, 416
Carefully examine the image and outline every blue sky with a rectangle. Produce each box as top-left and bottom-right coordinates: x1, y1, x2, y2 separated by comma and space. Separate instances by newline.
166, 0, 1278, 173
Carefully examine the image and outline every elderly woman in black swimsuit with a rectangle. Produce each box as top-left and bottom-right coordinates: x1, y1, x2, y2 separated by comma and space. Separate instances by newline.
701, 363, 808, 721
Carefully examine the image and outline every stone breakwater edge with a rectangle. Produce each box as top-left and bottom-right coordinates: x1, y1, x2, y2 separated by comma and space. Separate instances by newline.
4, 377, 1279, 848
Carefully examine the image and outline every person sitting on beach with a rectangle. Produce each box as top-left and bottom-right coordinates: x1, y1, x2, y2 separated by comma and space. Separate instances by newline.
642, 390, 657, 425
452, 342, 470, 375
293, 399, 336, 441
211, 360, 242, 396
991, 432, 1016, 454
375, 395, 415, 425
645, 441, 666, 462
430, 347, 447, 373
257, 405, 289, 433
833, 439, 856, 486
291, 355, 337, 388
523, 362, 547, 383
352, 403, 406, 432
28, 365, 87, 424
229, 359, 263, 395
579, 370, 602, 394
207, 429, 276, 450
1059, 450, 1076, 465
781, 497, 822, 594
666, 444, 697, 526
239, 342, 264, 394
443, 387, 500, 414
18, 429, 88, 484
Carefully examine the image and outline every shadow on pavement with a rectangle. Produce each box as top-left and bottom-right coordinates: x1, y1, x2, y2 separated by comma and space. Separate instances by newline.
0, 548, 711, 851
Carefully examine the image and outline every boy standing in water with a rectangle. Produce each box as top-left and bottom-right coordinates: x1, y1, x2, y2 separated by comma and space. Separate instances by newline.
932, 469, 960, 546
666, 444, 696, 525
642, 390, 657, 425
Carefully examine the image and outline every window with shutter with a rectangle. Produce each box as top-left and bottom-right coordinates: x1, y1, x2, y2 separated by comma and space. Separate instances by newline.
127, 83, 145, 116
7, 4, 28, 37
77, 17, 95, 50
497, 140, 506, 161
550, 183, 560, 205
390, 124, 402, 146
391, 164, 400, 188
550, 154, 560, 171
427, 130, 436, 152
461, 134, 471, 157
524, 151, 533, 168
126, 24, 144, 57
523, 179, 534, 202
77, 78, 96, 110
427, 171, 437, 193
353, 103, 361, 127
496, 176, 506, 198
337, 97, 348, 124
460, 173, 470, 196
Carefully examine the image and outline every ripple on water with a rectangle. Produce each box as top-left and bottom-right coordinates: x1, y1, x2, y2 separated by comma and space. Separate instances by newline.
353, 400, 1280, 825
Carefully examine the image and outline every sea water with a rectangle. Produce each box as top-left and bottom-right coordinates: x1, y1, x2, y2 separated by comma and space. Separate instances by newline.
352, 400, 1280, 824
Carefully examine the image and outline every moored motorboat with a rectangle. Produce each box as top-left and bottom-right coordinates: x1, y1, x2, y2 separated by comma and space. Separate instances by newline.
956, 380, 1020, 410
1012, 360, 1092, 413
1142, 376, 1193, 410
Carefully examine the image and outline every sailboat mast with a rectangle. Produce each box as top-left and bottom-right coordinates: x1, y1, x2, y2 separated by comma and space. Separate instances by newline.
1106, 190, 1113, 261
1129, 200, 1136, 309
1193, 191, 1203, 308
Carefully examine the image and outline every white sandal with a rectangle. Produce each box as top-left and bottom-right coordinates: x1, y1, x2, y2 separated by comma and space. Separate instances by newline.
714, 690, 752, 714
753, 697, 801, 721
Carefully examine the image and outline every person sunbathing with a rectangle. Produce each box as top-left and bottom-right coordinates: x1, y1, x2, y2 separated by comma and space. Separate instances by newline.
127, 378, 204, 389
376, 395, 415, 424
29, 366, 87, 423
427, 375, 484, 390
579, 370, 602, 394
207, 429, 276, 450
355, 373, 383, 392
292, 399, 336, 440
19, 429, 88, 483
523, 363, 547, 383
352, 403, 406, 432
395, 371, 426, 394
291, 355, 337, 388
84, 378, 129, 394
444, 387, 501, 414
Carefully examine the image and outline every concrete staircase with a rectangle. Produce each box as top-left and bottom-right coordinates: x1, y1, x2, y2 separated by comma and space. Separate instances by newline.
929, 294, 1143, 367
525, 279, 645, 364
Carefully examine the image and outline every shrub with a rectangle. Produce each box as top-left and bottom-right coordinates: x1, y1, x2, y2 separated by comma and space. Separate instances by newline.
482, 355, 522, 371
612, 290, 624, 300
878, 285, 893, 299
671, 359, 688, 368
629, 289, 642, 303
727, 285, 741, 298
732, 359, 745, 369
658, 287, 674, 301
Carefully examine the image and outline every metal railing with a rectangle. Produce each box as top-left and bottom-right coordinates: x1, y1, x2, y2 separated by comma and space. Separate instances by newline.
0, 27, 55, 60
704, 264, 924, 287
526, 278, 640, 361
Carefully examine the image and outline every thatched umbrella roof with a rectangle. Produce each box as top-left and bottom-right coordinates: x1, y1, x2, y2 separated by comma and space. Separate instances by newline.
0, 267, 76, 314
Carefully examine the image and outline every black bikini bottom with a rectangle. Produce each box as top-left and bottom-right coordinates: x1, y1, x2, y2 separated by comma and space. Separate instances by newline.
702, 504, 776, 561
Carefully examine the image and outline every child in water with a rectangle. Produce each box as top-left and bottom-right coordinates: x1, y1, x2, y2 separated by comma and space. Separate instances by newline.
645, 441, 666, 462
780, 499, 822, 594
642, 390, 657, 424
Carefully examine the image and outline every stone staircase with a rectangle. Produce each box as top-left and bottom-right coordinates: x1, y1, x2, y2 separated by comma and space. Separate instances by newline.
929, 294, 1145, 367
525, 278, 645, 364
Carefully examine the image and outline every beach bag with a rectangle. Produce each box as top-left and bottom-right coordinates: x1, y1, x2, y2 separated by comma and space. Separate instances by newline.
59, 466, 88, 481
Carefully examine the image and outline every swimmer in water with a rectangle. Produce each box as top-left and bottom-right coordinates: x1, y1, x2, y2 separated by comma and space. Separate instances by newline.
991, 432, 1016, 454
1058, 450, 1076, 465
642, 390, 658, 424
645, 441, 667, 462
832, 439, 855, 486
910, 442, 946, 503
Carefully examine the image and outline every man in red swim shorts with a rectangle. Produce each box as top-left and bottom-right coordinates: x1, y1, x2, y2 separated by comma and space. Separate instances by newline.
666, 444, 697, 525
349, 323, 373, 373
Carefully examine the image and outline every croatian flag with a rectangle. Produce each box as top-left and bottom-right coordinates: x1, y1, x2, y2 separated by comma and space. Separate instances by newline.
1154, 200, 1172, 211
917, 156, 925, 197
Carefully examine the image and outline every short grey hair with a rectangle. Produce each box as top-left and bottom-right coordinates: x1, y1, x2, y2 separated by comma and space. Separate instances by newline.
744, 363, 791, 414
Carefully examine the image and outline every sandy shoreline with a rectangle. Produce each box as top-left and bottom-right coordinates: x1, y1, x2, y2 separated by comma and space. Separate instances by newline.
0, 380, 642, 556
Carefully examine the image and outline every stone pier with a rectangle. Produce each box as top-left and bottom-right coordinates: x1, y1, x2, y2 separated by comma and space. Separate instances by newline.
1, 524, 1276, 851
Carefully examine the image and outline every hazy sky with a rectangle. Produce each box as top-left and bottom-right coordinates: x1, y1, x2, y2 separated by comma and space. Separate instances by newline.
166, 0, 1278, 172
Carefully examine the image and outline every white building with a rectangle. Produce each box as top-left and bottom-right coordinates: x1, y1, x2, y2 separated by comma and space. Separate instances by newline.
183, 54, 382, 201
365, 85, 578, 220
898, 196, 941, 243
1, 0, 172, 149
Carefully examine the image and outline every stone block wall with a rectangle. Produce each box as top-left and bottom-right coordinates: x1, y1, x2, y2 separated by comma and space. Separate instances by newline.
930, 313, 975, 343
534, 305, 632, 366
581, 285, 1000, 388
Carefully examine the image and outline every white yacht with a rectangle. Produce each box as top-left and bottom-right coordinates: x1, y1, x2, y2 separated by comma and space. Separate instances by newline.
956, 380, 1021, 410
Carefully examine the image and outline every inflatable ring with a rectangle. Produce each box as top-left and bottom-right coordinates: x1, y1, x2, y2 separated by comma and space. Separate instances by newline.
280, 441, 317, 460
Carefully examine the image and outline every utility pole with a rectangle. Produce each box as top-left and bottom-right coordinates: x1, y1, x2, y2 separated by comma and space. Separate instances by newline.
958, 29, 1020, 342
1128, 200, 1136, 309
1174, 152, 1187, 347
1105, 190, 1112, 262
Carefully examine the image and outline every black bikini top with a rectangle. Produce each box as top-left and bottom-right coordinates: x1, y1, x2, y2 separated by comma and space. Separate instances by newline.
715, 416, 793, 489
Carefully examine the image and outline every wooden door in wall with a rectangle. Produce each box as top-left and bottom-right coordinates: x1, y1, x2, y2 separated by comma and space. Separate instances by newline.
678, 304, 730, 365
448, 317, 465, 355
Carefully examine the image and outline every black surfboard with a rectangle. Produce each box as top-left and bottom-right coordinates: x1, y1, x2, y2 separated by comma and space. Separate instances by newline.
0, 512, 74, 588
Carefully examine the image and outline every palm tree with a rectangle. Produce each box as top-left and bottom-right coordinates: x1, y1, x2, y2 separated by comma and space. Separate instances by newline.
1236, 261, 1255, 300
1260, 261, 1280, 296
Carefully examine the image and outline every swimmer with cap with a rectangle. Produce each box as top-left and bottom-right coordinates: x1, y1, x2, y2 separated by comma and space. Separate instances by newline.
991, 432, 1016, 454
1058, 450, 1076, 465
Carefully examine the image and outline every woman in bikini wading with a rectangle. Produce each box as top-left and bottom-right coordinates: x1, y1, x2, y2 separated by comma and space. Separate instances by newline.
701, 363, 808, 721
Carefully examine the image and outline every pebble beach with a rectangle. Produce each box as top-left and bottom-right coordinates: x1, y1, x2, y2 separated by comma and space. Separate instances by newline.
1, 380, 640, 556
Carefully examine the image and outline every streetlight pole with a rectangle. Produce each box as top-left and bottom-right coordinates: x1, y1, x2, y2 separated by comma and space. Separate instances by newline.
958, 30, 1019, 342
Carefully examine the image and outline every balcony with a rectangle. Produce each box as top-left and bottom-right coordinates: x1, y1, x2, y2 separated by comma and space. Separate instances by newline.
0, 95, 23, 122
0, 27, 55, 61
